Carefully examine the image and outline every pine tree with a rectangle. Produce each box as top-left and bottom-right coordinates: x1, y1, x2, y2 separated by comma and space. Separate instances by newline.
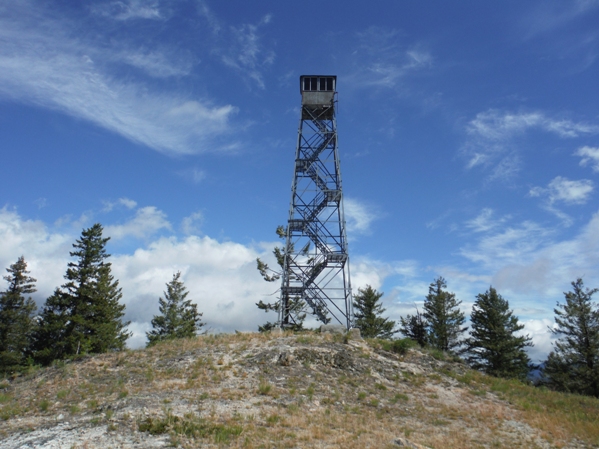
399, 307, 428, 347
256, 225, 307, 331
0, 257, 37, 371
32, 224, 130, 364
353, 285, 397, 339
146, 272, 204, 346
543, 278, 599, 397
465, 287, 532, 379
422, 277, 467, 352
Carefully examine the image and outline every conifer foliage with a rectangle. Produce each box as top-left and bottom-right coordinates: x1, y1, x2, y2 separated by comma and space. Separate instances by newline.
399, 307, 428, 347
422, 277, 467, 352
465, 287, 532, 379
256, 225, 307, 331
543, 278, 599, 397
146, 272, 204, 346
353, 285, 397, 339
33, 224, 130, 364
0, 257, 37, 371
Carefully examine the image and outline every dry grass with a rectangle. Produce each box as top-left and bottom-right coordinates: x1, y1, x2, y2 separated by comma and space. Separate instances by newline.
0, 331, 598, 448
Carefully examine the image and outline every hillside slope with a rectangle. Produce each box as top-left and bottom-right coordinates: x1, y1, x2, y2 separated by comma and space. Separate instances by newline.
1, 332, 598, 448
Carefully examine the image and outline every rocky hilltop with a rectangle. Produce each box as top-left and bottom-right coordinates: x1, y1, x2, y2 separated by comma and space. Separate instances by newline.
0, 331, 597, 448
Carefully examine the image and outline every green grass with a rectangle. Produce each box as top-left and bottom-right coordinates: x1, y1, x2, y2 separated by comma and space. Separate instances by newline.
137, 409, 243, 444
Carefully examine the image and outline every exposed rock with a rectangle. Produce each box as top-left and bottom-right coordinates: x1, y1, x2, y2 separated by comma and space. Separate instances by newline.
320, 323, 347, 335
0, 333, 593, 449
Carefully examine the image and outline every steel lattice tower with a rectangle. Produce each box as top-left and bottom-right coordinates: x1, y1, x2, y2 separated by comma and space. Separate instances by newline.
279, 75, 353, 329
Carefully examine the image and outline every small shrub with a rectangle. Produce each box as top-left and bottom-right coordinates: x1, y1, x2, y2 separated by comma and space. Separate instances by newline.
257, 381, 272, 396
39, 399, 50, 412
391, 393, 409, 403
56, 390, 68, 400
380, 338, 417, 355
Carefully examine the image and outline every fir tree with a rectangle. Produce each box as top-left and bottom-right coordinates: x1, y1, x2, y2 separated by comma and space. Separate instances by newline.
146, 272, 204, 346
353, 285, 397, 339
399, 306, 428, 347
465, 287, 532, 379
256, 225, 307, 331
32, 224, 130, 364
543, 278, 599, 397
422, 277, 467, 352
0, 257, 37, 371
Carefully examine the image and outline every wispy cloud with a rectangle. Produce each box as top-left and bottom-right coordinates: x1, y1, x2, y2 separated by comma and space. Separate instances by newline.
0, 1, 238, 155
91, 0, 163, 21
460, 219, 553, 267
576, 146, 599, 172
530, 176, 594, 205
462, 109, 599, 179
529, 176, 594, 225
465, 208, 511, 233
218, 15, 275, 89
103, 198, 138, 212
344, 197, 379, 235
346, 27, 432, 89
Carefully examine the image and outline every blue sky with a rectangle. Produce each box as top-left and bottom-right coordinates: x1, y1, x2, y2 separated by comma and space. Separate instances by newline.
1, 0, 599, 360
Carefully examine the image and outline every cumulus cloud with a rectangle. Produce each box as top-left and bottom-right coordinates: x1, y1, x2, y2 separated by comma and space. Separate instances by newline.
530, 176, 594, 205
576, 146, 599, 172
181, 211, 204, 235
105, 206, 172, 240
0, 0, 238, 155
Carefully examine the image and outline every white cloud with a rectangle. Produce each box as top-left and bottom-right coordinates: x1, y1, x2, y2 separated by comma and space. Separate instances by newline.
530, 176, 594, 205
219, 15, 275, 89
465, 208, 510, 233
0, 207, 72, 301
459, 209, 599, 300
347, 27, 432, 89
0, 1, 238, 155
105, 206, 172, 240
463, 109, 599, 177
576, 146, 599, 172
181, 211, 204, 235
103, 198, 138, 212
92, 0, 163, 21
0, 207, 276, 347
460, 220, 554, 267
521, 318, 555, 363
468, 110, 599, 141
343, 197, 379, 235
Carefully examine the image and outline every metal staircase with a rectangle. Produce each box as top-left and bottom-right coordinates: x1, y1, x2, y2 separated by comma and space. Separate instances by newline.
279, 75, 353, 329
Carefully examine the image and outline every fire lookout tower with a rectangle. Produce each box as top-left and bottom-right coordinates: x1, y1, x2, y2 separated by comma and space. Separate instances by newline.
279, 75, 353, 329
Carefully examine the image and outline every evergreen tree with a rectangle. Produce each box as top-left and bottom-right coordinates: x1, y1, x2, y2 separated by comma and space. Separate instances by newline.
353, 285, 398, 339
0, 257, 37, 371
399, 307, 428, 347
256, 225, 307, 331
146, 272, 204, 346
32, 224, 130, 364
465, 287, 532, 379
543, 278, 599, 397
422, 277, 467, 352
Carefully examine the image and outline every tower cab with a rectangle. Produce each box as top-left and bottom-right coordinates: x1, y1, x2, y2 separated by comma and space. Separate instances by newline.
300, 75, 336, 120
